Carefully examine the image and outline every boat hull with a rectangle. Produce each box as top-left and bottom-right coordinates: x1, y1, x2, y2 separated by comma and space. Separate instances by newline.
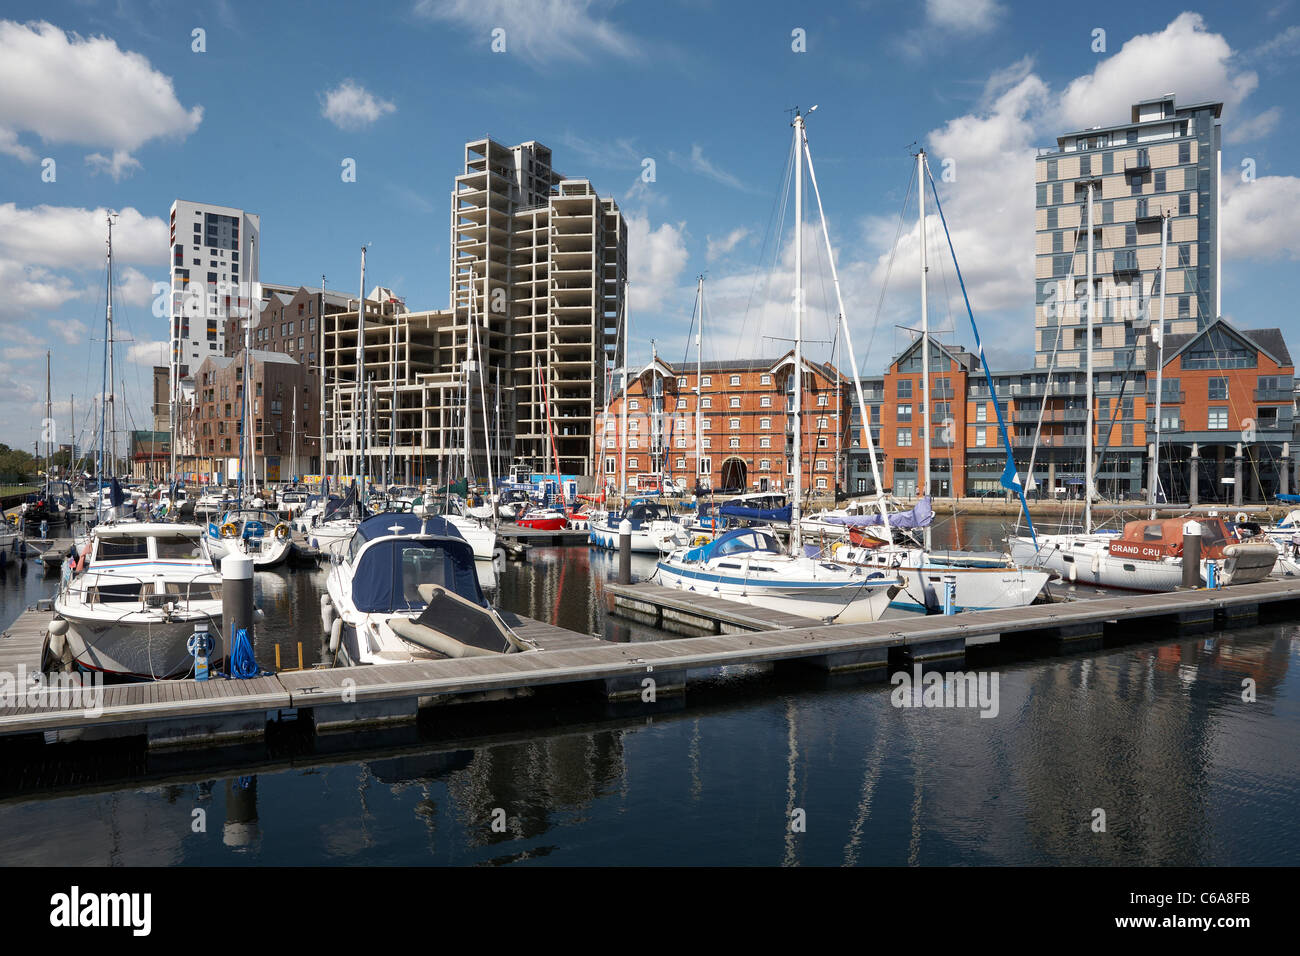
56, 608, 225, 680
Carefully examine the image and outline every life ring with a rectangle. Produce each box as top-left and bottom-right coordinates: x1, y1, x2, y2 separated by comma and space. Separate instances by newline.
220, 522, 238, 538
274, 523, 290, 540
1235, 512, 1247, 525
691, 534, 711, 546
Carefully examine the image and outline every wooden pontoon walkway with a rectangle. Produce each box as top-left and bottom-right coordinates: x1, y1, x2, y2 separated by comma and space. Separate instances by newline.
0, 578, 1296, 750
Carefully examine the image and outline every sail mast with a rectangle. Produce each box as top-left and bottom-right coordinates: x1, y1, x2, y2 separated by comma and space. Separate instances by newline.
791, 110, 805, 553
320, 274, 327, 481
1085, 183, 1096, 535
619, 279, 629, 499
355, 247, 366, 504
1149, 211, 1169, 518
918, 149, 932, 551
695, 276, 703, 494
802, 124, 891, 539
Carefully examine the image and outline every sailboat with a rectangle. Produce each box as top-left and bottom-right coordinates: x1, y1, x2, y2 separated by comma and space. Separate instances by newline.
655, 108, 901, 624
1007, 206, 1275, 589
54, 214, 225, 679
822, 150, 1051, 613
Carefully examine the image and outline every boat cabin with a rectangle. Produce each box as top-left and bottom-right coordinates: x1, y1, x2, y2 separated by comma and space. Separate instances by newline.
1108, 517, 1235, 561
346, 513, 485, 613
619, 501, 676, 529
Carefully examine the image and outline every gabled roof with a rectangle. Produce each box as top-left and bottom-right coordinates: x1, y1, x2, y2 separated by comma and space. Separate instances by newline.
890, 335, 978, 373
1152, 316, 1292, 370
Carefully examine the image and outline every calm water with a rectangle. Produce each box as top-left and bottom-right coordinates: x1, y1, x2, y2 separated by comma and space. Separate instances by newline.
1, 515, 1297, 866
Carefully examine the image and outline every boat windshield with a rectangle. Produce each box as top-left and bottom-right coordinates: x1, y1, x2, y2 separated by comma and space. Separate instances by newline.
155, 537, 202, 559
95, 537, 149, 561
714, 530, 782, 557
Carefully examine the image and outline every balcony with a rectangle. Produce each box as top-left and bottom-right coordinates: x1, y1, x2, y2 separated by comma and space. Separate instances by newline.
1112, 250, 1140, 276
1255, 387, 1293, 402
1124, 149, 1151, 174
1010, 434, 1085, 448
1147, 390, 1185, 404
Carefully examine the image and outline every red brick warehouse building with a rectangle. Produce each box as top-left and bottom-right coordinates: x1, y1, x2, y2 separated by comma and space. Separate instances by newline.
602, 352, 853, 495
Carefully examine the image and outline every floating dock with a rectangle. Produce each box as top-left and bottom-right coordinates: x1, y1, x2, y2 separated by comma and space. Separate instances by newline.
1, 579, 1296, 750
495, 527, 592, 547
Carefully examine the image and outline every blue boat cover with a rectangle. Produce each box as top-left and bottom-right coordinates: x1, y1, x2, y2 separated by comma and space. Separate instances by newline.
681, 527, 784, 563
718, 502, 793, 522
1277, 494, 1300, 503
824, 496, 934, 530
350, 516, 482, 613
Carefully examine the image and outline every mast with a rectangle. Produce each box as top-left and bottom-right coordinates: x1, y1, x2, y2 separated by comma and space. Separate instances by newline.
1084, 182, 1096, 534
464, 280, 474, 484
918, 149, 932, 551
45, 350, 51, 495
791, 110, 805, 553
472, 285, 496, 522
619, 279, 629, 500
354, 247, 366, 504
695, 276, 703, 494
1149, 211, 1169, 518
801, 125, 891, 540
320, 274, 327, 481
291, 399, 297, 482
102, 212, 117, 490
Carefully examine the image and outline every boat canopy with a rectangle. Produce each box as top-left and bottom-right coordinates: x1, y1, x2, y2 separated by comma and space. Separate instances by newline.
718, 500, 792, 523
1112, 516, 1232, 559
354, 511, 463, 545
350, 517, 482, 613
620, 501, 675, 529
682, 527, 783, 563
824, 496, 933, 529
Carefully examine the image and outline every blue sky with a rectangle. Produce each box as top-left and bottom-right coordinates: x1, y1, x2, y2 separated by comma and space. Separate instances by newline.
2, 0, 1299, 451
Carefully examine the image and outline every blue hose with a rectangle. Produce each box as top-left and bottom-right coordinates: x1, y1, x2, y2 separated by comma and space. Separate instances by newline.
228, 626, 261, 679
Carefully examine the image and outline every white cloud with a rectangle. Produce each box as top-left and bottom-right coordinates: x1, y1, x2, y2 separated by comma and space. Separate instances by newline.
1058, 13, 1256, 129
0, 258, 82, 318
707, 227, 749, 261
1222, 174, 1300, 262
54, 318, 90, 346
0, 204, 166, 269
85, 149, 143, 181
1226, 107, 1281, 144
668, 144, 752, 192
0, 20, 202, 173
319, 79, 396, 130
414, 0, 638, 65
626, 212, 688, 313
127, 340, 169, 367
925, 0, 1004, 33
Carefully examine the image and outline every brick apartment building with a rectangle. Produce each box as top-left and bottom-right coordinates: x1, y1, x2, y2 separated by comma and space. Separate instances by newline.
604, 352, 851, 495
188, 350, 319, 484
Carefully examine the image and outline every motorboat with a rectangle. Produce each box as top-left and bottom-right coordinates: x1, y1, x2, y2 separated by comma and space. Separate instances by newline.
321, 512, 536, 666
439, 495, 498, 561
516, 507, 569, 531
589, 499, 690, 553
52, 522, 224, 679
1008, 515, 1277, 591
655, 526, 901, 624
205, 508, 294, 569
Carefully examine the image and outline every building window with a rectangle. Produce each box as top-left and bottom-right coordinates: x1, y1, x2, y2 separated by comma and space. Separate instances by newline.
701, 376, 711, 387
816, 416, 828, 428
897, 404, 912, 422
1179, 141, 1191, 164
678, 376, 687, 387
760, 418, 771, 429
976, 427, 988, 447
676, 437, 686, 448
1208, 407, 1228, 430
729, 438, 739, 448
817, 437, 828, 448
702, 397, 712, 409
628, 400, 639, 410
897, 428, 912, 446
729, 374, 741, 386
628, 458, 638, 470
896, 379, 912, 399
1179, 193, 1191, 215
677, 399, 686, 409
676, 458, 686, 469
817, 395, 828, 406
729, 418, 740, 429
702, 419, 712, 430
1208, 377, 1228, 401
760, 396, 772, 408
760, 374, 771, 385
760, 459, 770, 471
816, 477, 827, 490
729, 396, 741, 408
760, 437, 771, 448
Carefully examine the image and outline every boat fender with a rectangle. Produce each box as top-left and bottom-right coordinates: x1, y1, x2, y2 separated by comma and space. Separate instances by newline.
47, 618, 68, 657
1090, 553, 1101, 574
329, 617, 342, 654
321, 603, 335, 633
1068, 561, 1077, 582
274, 523, 290, 539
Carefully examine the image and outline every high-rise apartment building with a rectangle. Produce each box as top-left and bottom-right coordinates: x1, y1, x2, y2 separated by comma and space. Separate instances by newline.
168, 200, 261, 381
1034, 95, 1222, 372
450, 139, 626, 477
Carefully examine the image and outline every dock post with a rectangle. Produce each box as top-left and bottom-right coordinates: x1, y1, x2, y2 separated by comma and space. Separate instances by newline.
942, 575, 956, 615
1181, 520, 1201, 589
221, 553, 255, 662
618, 518, 632, 584
1189, 444, 1199, 507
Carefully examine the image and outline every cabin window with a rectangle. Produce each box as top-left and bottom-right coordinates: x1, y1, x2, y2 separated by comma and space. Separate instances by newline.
1142, 523, 1163, 541
1123, 564, 1136, 572
89, 583, 145, 602
155, 538, 201, 559
97, 539, 149, 561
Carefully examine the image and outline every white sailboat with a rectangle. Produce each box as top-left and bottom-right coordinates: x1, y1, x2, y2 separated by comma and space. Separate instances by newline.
1007, 206, 1275, 588
656, 108, 901, 624
824, 149, 1051, 612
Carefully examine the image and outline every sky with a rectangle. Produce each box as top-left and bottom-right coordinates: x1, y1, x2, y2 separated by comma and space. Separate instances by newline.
1, 0, 1299, 451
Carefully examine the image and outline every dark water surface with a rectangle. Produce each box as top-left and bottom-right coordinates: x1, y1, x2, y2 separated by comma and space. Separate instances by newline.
0, 515, 1296, 866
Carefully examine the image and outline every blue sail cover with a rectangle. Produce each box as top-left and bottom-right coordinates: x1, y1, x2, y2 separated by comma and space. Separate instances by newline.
323, 486, 356, 523
350, 516, 483, 613
825, 496, 933, 529
1277, 494, 1300, 503
718, 502, 793, 523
